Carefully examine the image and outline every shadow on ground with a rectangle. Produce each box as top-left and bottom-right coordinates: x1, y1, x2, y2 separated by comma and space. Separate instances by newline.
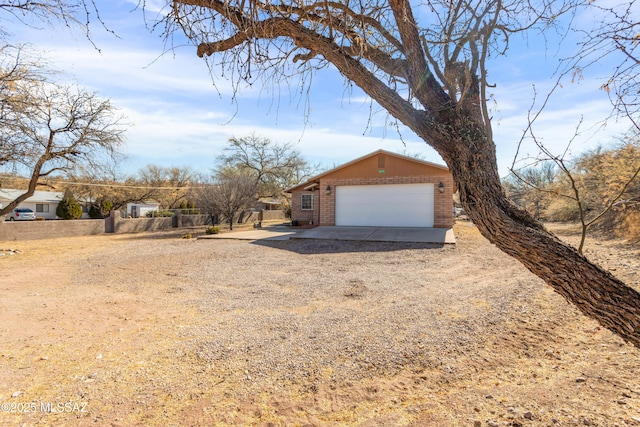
252, 238, 445, 254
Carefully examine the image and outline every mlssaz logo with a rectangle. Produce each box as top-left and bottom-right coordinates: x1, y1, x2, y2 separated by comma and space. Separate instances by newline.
40, 402, 88, 413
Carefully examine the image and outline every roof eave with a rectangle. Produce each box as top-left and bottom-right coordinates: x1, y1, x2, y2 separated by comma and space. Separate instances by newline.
284, 149, 449, 193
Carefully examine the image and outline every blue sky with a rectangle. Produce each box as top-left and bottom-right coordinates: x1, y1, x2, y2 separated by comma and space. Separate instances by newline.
3, 0, 631, 178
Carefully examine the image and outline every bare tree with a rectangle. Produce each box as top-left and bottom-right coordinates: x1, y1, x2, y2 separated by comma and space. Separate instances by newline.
64, 170, 179, 215
158, 0, 640, 346
562, 1, 640, 128
192, 180, 221, 226
217, 134, 319, 198
503, 161, 557, 219
138, 164, 195, 209
0, 0, 106, 42
511, 133, 640, 254
0, 69, 126, 217
194, 172, 256, 230
510, 0, 640, 255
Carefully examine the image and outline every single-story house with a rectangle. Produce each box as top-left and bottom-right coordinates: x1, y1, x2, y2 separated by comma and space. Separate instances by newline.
0, 189, 64, 220
285, 150, 454, 228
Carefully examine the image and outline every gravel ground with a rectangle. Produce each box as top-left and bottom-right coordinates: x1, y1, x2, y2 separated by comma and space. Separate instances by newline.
1, 222, 639, 426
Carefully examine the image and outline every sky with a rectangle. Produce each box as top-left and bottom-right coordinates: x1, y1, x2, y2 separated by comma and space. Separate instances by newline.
2, 0, 632, 178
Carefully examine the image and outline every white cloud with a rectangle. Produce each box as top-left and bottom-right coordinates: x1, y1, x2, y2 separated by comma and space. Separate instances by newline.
492, 77, 629, 176
5, 0, 634, 181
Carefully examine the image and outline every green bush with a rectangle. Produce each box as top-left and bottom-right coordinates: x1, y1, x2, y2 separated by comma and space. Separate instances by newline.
88, 201, 112, 219
205, 226, 220, 235
145, 210, 174, 217
56, 192, 83, 220
88, 204, 101, 218
102, 200, 113, 215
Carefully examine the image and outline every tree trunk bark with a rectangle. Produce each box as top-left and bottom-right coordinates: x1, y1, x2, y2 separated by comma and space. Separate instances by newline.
0, 154, 48, 217
436, 119, 640, 348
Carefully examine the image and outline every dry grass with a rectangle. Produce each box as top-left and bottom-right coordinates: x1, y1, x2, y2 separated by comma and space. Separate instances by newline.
0, 222, 639, 426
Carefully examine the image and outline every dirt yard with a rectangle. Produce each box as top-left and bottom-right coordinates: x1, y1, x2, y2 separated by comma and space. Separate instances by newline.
1, 222, 639, 426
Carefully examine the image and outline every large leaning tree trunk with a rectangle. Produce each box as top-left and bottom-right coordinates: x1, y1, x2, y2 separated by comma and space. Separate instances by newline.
166, 0, 640, 347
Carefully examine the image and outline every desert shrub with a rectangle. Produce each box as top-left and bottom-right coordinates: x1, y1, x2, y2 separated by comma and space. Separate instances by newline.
181, 233, 193, 239
88, 204, 101, 218
89, 200, 113, 219
617, 210, 640, 242
503, 161, 558, 220
56, 192, 83, 220
146, 210, 174, 217
544, 198, 581, 222
506, 140, 640, 239
88, 201, 112, 219
205, 226, 220, 234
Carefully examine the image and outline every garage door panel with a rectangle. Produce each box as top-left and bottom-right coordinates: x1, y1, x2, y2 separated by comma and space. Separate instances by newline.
335, 184, 434, 227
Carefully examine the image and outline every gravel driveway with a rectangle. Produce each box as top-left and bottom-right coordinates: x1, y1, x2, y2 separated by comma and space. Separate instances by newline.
1, 223, 639, 426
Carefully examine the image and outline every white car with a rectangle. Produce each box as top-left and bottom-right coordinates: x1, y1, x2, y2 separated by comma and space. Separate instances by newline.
7, 208, 37, 221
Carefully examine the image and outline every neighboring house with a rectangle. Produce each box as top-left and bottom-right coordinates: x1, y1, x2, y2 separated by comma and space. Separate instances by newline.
285, 150, 455, 228
0, 189, 64, 220
256, 198, 282, 211
126, 202, 160, 218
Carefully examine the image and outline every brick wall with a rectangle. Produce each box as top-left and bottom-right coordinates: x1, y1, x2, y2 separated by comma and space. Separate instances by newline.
290, 190, 318, 225
0, 218, 105, 242
179, 214, 214, 228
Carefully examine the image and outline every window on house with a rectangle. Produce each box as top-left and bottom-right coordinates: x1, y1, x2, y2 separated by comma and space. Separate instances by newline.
301, 194, 314, 210
36, 204, 49, 213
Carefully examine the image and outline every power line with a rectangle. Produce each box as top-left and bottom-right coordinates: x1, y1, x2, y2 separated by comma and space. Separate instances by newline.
2, 175, 204, 190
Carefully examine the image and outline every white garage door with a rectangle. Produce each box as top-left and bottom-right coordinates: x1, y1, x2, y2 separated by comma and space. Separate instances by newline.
335, 183, 434, 227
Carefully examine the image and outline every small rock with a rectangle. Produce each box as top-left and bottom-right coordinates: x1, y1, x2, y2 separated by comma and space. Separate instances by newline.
485, 394, 494, 399
575, 377, 587, 383
523, 412, 533, 420
11, 391, 21, 398
96, 353, 103, 360
40, 356, 49, 360
474, 421, 481, 427
583, 419, 591, 426
487, 420, 499, 427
